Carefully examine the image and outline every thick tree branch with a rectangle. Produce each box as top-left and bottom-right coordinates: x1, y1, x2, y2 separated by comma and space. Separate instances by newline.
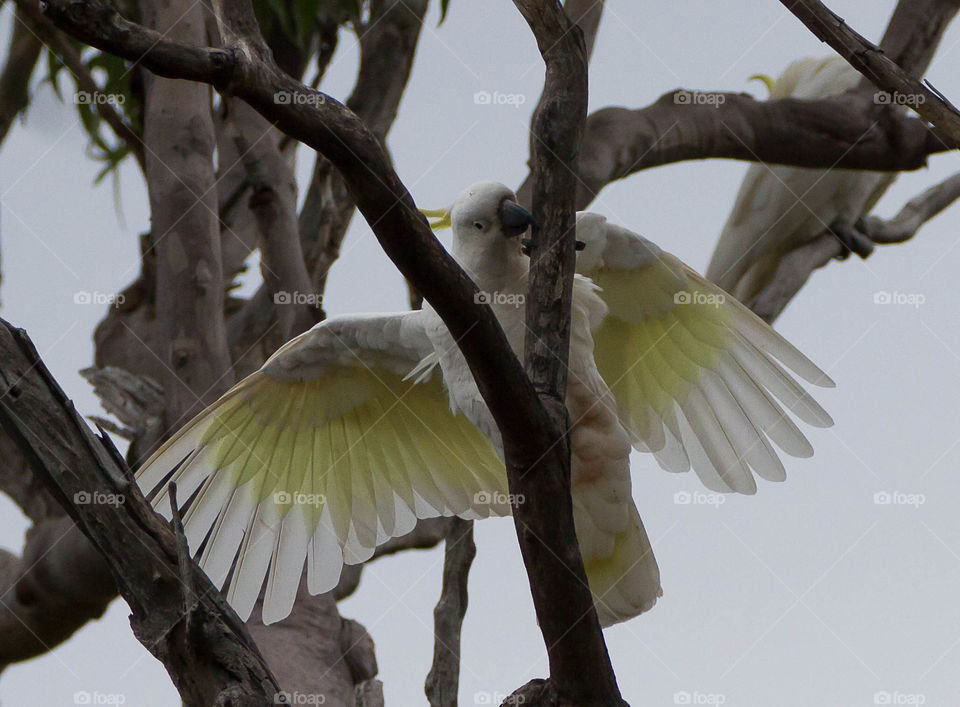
513, 1, 626, 706
140, 0, 235, 426
0, 320, 281, 704
520, 90, 950, 209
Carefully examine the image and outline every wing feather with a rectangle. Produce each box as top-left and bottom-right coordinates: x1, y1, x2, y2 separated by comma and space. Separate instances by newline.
578, 215, 833, 494
135, 312, 506, 624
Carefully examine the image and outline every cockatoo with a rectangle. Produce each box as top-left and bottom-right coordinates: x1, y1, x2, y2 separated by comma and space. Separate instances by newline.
706, 55, 896, 304
136, 181, 834, 627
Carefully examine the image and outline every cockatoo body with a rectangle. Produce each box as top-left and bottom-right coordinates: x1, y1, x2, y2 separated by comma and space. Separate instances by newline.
137, 181, 834, 626
707, 56, 896, 303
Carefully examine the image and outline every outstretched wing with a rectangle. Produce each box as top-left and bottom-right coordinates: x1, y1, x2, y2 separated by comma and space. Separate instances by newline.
136, 311, 506, 624
575, 213, 834, 495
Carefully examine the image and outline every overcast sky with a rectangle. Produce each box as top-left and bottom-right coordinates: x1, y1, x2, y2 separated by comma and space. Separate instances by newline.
3, 1, 960, 705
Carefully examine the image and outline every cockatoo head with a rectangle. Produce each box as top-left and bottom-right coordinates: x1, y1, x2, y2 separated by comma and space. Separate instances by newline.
422, 180, 534, 287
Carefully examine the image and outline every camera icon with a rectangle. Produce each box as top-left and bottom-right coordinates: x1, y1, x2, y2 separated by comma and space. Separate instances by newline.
673, 691, 692, 705
674, 90, 691, 105
873, 291, 892, 305
74, 291, 92, 305
474, 291, 492, 305
674, 291, 692, 305
474, 491, 492, 505
673, 491, 692, 505
274, 491, 292, 504
473, 91, 492, 105
274, 91, 291, 104
74, 91, 92, 105
274, 291, 292, 305
874, 491, 892, 505
74, 491, 92, 505
74, 691, 92, 705
874, 91, 892, 105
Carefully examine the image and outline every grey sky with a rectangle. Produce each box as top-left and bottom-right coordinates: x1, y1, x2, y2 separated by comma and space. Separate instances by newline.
2, 0, 960, 704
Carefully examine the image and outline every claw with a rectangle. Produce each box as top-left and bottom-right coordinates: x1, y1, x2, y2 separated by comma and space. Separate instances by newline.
830, 219, 875, 260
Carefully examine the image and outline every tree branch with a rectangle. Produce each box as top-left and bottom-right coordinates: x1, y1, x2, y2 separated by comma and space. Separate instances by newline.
425, 518, 475, 707
0, 4, 41, 145
780, 0, 960, 143
0, 320, 281, 704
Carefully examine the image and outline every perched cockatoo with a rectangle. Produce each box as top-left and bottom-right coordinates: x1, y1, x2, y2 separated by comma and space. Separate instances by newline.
706, 55, 896, 304
137, 181, 834, 626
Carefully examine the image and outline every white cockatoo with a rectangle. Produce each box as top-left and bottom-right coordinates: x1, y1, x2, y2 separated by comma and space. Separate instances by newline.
706, 55, 896, 303
136, 181, 834, 627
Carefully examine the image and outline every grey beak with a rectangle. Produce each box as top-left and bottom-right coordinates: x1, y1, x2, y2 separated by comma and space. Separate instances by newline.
499, 200, 535, 238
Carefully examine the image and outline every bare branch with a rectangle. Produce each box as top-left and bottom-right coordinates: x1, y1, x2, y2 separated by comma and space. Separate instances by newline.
0, 320, 280, 703
863, 171, 960, 243
425, 518, 475, 707
520, 90, 948, 209
139, 0, 235, 425
780, 0, 960, 143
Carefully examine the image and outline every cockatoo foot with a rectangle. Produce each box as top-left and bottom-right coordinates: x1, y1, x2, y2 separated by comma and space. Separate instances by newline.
830, 219, 875, 260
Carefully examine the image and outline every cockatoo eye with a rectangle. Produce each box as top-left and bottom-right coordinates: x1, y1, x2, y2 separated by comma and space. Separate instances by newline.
473, 221, 486, 231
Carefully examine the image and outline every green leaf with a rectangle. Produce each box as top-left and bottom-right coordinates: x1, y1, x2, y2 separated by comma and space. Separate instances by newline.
439, 0, 451, 24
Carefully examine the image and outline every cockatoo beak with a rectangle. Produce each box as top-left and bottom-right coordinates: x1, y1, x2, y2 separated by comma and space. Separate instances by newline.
499, 200, 535, 238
